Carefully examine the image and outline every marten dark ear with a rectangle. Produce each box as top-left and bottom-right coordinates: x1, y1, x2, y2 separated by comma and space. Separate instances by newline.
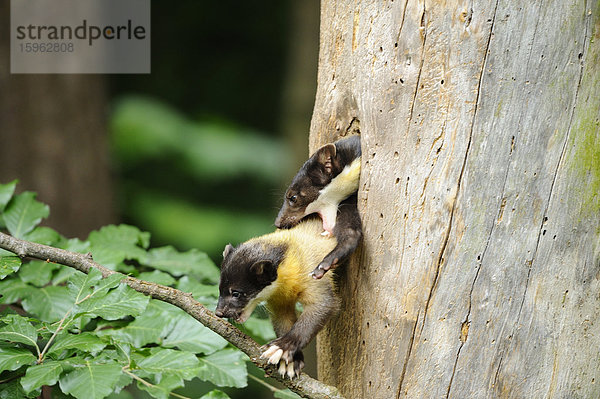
222, 244, 234, 260
250, 260, 277, 283
314, 143, 336, 175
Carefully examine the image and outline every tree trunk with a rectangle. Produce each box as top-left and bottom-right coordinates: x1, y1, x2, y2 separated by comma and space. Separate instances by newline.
0, 1, 114, 238
311, 1, 600, 398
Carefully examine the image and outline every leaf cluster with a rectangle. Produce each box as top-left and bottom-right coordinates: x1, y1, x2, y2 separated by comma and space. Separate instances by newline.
0, 181, 283, 399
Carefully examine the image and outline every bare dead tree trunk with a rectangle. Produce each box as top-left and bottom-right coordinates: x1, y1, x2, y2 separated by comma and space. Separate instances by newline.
0, 1, 115, 238
311, 0, 600, 398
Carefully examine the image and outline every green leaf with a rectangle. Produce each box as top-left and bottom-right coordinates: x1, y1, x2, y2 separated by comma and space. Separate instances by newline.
47, 332, 106, 357
22, 227, 61, 246
135, 348, 199, 380
274, 389, 302, 399
17, 260, 59, 287
163, 314, 227, 355
134, 372, 182, 399
0, 279, 34, 304
67, 268, 103, 303
88, 225, 150, 268
21, 286, 73, 323
0, 346, 36, 373
176, 276, 218, 308
20, 360, 63, 393
0, 256, 21, 279
57, 237, 91, 254
96, 310, 172, 348
59, 361, 123, 399
196, 349, 247, 388
200, 390, 231, 399
0, 379, 38, 399
143, 246, 218, 281
76, 284, 149, 320
3, 192, 49, 238
0, 314, 39, 349
242, 317, 276, 342
137, 270, 176, 286
51, 265, 79, 285
0, 180, 17, 212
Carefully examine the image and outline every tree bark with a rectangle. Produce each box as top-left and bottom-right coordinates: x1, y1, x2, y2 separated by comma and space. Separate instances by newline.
311, 1, 600, 398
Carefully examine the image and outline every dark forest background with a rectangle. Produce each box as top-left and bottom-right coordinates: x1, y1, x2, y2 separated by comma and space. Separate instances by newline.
0, 1, 319, 397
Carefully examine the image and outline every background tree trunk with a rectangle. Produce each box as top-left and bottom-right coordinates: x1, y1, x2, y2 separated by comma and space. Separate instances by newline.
0, 0, 114, 238
311, 0, 599, 398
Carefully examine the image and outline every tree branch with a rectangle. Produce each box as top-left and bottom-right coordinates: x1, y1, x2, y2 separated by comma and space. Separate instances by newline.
0, 232, 345, 399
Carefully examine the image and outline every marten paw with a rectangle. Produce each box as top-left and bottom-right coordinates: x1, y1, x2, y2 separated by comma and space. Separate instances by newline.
276, 351, 304, 379
261, 341, 304, 378
310, 256, 339, 279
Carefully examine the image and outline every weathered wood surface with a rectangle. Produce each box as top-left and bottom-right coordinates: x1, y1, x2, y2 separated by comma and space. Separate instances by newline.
311, 0, 600, 398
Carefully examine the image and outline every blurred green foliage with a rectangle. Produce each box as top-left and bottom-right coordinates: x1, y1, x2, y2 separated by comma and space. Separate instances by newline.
109, 96, 293, 260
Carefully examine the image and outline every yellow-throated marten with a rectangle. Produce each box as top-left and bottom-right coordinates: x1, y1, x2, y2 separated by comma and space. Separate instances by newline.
215, 217, 340, 378
275, 135, 362, 279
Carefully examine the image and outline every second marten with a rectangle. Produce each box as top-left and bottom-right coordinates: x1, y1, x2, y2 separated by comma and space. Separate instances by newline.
275, 135, 362, 279
215, 218, 340, 378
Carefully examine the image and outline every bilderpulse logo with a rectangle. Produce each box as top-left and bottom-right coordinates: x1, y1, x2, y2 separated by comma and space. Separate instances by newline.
11, 0, 150, 74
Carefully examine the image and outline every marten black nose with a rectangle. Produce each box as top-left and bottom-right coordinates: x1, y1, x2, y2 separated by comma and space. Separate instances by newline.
215, 309, 224, 317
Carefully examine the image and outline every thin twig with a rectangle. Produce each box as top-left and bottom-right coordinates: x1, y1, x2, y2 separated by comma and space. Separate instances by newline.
0, 232, 345, 399
122, 367, 190, 399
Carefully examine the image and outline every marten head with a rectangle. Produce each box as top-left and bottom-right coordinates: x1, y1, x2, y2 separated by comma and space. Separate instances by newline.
275, 143, 340, 229
215, 241, 285, 323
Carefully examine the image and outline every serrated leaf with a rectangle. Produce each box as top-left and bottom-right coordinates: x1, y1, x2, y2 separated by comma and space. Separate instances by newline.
0, 256, 21, 279
135, 348, 199, 380
274, 389, 302, 399
163, 314, 227, 354
21, 285, 73, 323
96, 312, 172, 348
68, 268, 124, 305
59, 361, 123, 399
0, 279, 34, 304
22, 227, 61, 246
200, 390, 231, 399
20, 360, 63, 393
0, 314, 39, 349
3, 192, 49, 238
138, 270, 176, 286
68, 269, 103, 303
0, 346, 36, 372
88, 225, 150, 268
76, 284, 149, 320
17, 260, 59, 287
196, 349, 247, 388
143, 246, 218, 281
0, 180, 17, 212
47, 332, 106, 357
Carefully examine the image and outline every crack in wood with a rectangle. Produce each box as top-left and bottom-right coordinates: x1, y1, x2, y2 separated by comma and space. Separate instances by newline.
395, 0, 410, 49
395, 311, 420, 399
443, 1, 501, 396
406, 0, 428, 132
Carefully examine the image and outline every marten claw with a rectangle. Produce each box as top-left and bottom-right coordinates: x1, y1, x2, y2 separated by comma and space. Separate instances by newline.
261, 345, 284, 364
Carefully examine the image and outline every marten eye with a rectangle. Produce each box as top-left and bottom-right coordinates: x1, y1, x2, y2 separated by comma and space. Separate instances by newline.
288, 195, 298, 205
231, 291, 241, 298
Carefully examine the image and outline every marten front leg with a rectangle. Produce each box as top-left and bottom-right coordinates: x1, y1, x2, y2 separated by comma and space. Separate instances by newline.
311, 194, 362, 279
262, 288, 339, 378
